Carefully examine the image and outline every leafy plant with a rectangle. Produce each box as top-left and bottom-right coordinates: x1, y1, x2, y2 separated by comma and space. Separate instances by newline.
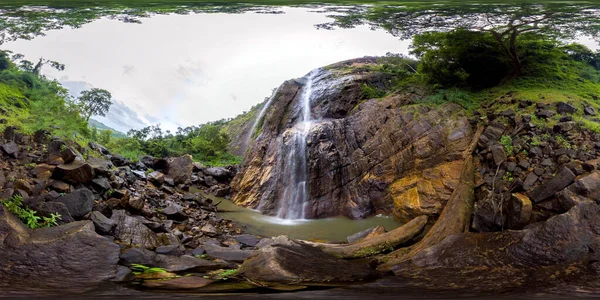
130, 264, 167, 275
1, 195, 61, 228
500, 135, 514, 155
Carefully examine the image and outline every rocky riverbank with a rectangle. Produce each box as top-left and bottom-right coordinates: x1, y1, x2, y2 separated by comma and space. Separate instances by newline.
3, 56, 600, 295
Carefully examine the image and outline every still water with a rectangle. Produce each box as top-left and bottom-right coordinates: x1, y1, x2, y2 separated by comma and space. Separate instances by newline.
216, 197, 402, 241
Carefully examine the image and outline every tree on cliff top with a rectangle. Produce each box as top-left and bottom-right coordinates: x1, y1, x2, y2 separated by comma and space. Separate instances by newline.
77, 88, 112, 122
317, 3, 600, 77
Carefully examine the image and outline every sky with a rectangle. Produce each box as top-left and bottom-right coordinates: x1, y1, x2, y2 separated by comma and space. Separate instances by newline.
3, 7, 411, 133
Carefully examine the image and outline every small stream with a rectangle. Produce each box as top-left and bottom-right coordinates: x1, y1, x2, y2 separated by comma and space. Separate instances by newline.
213, 196, 402, 241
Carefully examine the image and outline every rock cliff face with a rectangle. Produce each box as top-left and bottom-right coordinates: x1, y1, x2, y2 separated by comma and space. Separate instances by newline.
231, 57, 473, 220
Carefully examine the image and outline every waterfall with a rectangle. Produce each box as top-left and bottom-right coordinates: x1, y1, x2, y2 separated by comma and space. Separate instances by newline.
277, 69, 319, 219
275, 69, 319, 219
246, 87, 279, 146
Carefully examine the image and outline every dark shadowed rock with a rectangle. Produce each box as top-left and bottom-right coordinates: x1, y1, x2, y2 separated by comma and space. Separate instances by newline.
92, 177, 112, 191
156, 245, 185, 256
584, 106, 597, 116
55, 188, 94, 219
204, 243, 255, 262
568, 171, 600, 199
147, 171, 165, 186
536, 110, 555, 119
38, 201, 74, 224
557, 189, 592, 211
53, 161, 94, 183
167, 155, 193, 185
3, 126, 16, 141
238, 236, 376, 286
110, 210, 160, 249
0, 205, 119, 292
87, 157, 113, 176
556, 102, 577, 114
204, 167, 232, 180
529, 167, 575, 203
162, 205, 188, 221
91, 211, 117, 235
60, 146, 83, 164
522, 172, 538, 191
1, 141, 18, 158
395, 201, 600, 275
489, 144, 507, 166
89, 142, 111, 155
234, 234, 261, 247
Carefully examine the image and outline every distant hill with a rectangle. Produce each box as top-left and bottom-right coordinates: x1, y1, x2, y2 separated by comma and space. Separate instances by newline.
89, 119, 127, 138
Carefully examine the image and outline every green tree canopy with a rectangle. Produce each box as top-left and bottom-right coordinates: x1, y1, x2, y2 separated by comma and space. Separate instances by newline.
77, 88, 112, 121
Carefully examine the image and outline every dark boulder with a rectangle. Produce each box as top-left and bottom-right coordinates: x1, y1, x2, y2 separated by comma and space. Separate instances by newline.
556, 102, 577, 114
161, 205, 188, 221
88, 142, 111, 155
203, 243, 255, 262
1, 141, 19, 158
234, 234, 261, 247
38, 201, 75, 224
568, 171, 600, 199
0, 205, 119, 293
147, 171, 165, 186
529, 167, 575, 203
203, 167, 232, 180
110, 210, 160, 249
87, 157, 113, 176
53, 161, 95, 184
167, 155, 193, 185
55, 188, 95, 219
91, 211, 117, 235
92, 177, 112, 191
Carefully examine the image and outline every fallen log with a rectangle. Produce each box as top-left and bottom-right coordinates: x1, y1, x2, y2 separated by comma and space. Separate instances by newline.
305, 216, 428, 259
378, 125, 484, 272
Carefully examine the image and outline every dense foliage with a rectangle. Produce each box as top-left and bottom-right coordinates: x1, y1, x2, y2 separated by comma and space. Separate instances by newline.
0, 50, 240, 166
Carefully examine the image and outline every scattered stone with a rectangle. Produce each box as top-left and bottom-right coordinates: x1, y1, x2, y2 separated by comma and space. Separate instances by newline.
162, 205, 188, 221
53, 161, 94, 183
38, 201, 75, 224
584, 106, 597, 116
1, 141, 19, 157
167, 154, 193, 185
203, 243, 255, 262
55, 188, 95, 219
204, 167, 232, 180
508, 193, 532, 230
536, 110, 555, 119
568, 171, 600, 199
523, 173, 539, 191
553, 121, 576, 133
201, 224, 218, 236
91, 211, 117, 235
112, 266, 133, 282
92, 177, 112, 191
111, 210, 160, 249
234, 234, 261, 247
147, 171, 165, 186
155, 245, 185, 256
557, 189, 591, 211
529, 167, 576, 203
556, 102, 577, 114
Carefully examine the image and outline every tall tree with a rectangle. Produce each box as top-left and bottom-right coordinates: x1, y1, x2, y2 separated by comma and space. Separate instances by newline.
318, 3, 600, 77
77, 88, 112, 122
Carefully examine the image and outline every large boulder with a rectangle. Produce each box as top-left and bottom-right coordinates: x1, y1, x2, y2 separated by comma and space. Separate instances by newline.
110, 210, 160, 249
231, 62, 473, 219
54, 188, 95, 219
391, 201, 600, 287
53, 161, 95, 184
0, 205, 120, 293
167, 154, 193, 185
119, 247, 226, 272
238, 236, 376, 286
528, 166, 575, 203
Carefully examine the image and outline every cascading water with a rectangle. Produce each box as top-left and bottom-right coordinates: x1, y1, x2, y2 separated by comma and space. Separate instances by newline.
275, 69, 319, 219
246, 87, 280, 146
